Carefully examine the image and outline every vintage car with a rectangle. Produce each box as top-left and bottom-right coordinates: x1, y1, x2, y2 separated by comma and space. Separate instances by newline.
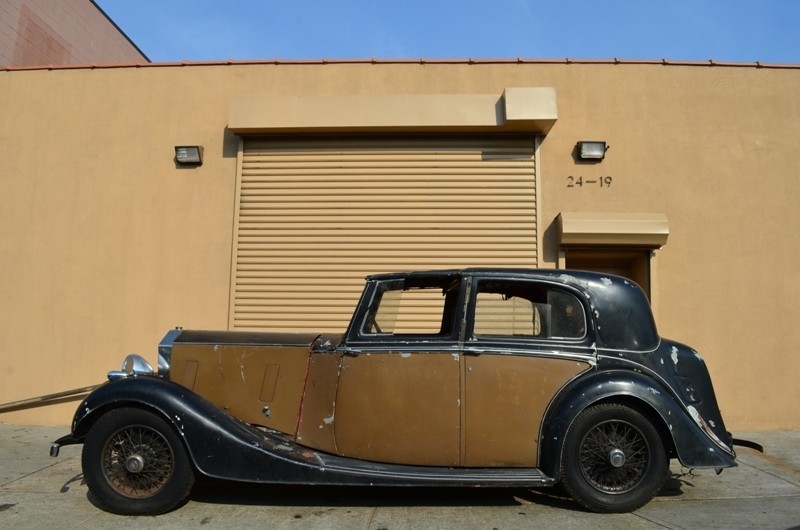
51, 268, 736, 514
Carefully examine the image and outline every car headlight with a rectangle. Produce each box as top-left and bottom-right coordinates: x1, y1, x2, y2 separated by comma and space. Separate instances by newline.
107, 354, 154, 380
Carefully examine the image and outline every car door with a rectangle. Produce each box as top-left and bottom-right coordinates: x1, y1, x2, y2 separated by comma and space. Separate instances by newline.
332, 275, 463, 466
463, 276, 596, 467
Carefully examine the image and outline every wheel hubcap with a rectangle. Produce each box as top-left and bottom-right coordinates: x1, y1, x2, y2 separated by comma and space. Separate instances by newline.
608, 448, 626, 468
125, 454, 145, 473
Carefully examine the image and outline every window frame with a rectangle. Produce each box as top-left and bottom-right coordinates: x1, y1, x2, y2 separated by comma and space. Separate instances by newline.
466, 277, 591, 346
346, 275, 465, 347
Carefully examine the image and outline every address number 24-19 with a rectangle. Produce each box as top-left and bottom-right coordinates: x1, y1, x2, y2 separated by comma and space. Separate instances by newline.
567, 176, 613, 188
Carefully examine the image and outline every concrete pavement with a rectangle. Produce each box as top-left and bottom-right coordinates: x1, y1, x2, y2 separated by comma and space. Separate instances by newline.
1, 424, 798, 529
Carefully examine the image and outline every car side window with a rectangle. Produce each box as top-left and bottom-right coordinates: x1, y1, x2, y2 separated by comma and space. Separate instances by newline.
362, 279, 458, 337
473, 280, 586, 339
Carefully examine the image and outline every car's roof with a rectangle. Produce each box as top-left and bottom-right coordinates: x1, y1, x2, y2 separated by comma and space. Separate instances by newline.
367, 268, 619, 285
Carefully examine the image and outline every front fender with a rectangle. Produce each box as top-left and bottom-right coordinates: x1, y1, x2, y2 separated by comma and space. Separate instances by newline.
539, 371, 736, 479
68, 376, 325, 482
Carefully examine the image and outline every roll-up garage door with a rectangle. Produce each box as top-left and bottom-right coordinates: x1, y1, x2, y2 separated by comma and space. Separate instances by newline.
231, 136, 537, 332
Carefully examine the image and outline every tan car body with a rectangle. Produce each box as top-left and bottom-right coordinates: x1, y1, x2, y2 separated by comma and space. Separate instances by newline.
171, 340, 589, 467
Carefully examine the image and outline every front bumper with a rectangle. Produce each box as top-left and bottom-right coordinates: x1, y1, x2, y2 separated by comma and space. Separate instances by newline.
50, 433, 82, 457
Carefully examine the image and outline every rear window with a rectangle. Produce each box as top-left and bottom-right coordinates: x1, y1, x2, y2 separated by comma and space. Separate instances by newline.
473, 280, 585, 340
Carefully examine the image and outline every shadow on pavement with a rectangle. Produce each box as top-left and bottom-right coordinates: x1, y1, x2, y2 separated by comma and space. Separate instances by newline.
188, 478, 582, 511
64, 470, 695, 514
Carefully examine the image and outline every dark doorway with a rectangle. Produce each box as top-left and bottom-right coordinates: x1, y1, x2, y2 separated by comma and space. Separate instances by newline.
564, 249, 651, 299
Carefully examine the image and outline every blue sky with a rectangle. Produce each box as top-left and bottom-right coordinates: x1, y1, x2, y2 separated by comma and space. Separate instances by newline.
95, 1, 800, 64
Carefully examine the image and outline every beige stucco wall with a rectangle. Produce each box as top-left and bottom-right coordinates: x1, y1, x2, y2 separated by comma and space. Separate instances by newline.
0, 62, 798, 429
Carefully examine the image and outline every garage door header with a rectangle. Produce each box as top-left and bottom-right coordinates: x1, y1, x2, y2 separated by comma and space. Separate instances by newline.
228, 88, 557, 134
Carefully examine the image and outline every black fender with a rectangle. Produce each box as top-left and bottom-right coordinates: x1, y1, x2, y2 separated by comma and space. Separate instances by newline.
66, 376, 345, 483
539, 370, 737, 480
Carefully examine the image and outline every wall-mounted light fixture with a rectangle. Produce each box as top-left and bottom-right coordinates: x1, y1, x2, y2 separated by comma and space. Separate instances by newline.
175, 145, 203, 165
577, 141, 608, 161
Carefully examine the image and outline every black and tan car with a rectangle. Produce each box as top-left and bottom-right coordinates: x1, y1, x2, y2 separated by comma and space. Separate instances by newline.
51, 268, 736, 514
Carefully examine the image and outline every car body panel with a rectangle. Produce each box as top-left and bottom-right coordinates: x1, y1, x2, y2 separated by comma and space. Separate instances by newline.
464, 353, 591, 466
295, 351, 340, 453
335, 350, 461, 466
170, 339, 311, 434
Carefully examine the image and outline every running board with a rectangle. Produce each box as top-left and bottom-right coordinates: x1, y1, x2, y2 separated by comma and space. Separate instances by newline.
314, 455, 554, 486
225, 426, 555, 488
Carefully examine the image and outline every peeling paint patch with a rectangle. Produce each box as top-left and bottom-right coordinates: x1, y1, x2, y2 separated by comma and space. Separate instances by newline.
323, 413, 335, 425
646, 387, 661, 395
600, 277, 613, 286
400, 352, 411, 358
709, 420, 716, 428
451, 353, 460, 362
671, 346, 679, 365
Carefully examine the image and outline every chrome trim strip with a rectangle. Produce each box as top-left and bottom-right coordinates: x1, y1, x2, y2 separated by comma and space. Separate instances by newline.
462, 347, 596, 364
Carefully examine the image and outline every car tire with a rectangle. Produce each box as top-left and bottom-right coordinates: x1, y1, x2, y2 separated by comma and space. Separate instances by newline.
82, 407, 195, 515
560, 403, 667, 513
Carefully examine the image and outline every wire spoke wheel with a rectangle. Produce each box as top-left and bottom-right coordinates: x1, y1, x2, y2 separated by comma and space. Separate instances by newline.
560, 403, 667, 513
83, 407, 195, 515
579, 419, 649, 494
103, 425, 175, 498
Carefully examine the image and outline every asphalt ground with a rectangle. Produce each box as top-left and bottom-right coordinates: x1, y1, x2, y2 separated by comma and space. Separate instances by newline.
1, 424, 798, 529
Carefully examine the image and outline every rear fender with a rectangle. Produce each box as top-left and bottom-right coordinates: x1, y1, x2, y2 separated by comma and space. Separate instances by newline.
539, 371, 736, 480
